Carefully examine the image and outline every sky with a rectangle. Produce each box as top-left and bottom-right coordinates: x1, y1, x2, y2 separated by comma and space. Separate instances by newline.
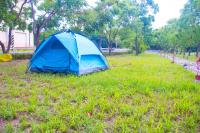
152, 0, 188, 29
87, 0, 188, 29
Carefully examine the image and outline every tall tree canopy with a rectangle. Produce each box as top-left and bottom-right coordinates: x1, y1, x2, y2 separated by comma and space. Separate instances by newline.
152, 0, 200, 57
69, 0, 158, 55
29, 0, 86, 46
1, 0, 158, 55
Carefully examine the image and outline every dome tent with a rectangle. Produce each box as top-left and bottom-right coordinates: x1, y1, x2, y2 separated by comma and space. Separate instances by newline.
27, 30, 109, 75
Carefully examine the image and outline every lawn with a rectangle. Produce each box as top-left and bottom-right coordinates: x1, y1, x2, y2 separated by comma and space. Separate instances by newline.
0, 54, 200, 132
176, 53, 197, 62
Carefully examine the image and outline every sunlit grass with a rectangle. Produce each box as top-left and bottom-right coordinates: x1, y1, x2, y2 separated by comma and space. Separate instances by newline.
0, 54, 200, 132
176, 53, 198, 61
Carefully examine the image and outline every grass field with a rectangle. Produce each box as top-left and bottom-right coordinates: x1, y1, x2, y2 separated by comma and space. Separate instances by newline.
0, 54, 200, 132
176, 53, 197, 62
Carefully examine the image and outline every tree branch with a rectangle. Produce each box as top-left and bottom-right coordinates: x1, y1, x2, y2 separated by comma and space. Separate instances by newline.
30, 0, 36, 20
0, 41, 6, 54
8, 0, 17, 11
16, 0, 28, 21
39, 10, 56, 30
30, 0, 36, 34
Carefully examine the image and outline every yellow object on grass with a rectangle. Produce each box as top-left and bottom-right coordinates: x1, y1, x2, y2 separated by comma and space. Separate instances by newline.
0, 54, 12, 62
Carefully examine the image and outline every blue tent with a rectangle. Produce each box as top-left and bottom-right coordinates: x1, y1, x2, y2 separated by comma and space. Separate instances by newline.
28, 30, 109, 75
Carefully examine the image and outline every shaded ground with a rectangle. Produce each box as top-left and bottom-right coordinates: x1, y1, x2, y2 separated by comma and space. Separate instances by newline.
0, 54, 200, 132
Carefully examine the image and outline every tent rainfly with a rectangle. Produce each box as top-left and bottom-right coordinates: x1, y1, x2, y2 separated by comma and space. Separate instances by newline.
27, 30, 109, 75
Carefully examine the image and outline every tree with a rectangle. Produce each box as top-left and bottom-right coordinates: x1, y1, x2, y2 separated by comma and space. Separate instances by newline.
179, 0, 200, 57
94, 0, 158, 55
61, 0, 158, 55
135, 0, 158, 55
94, 0, 125, 55
0, 0, 29, 53
153, 0, 200, 58
118, 28, 136, 48
69, 8, 105, 51
29, 0, 86, 46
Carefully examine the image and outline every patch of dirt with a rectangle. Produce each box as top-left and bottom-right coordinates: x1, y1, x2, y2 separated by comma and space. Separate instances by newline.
143, 107, 154, 122
104, 116, 115, 125
17, 111, 34, 122
0, 60, 28, 70
24, 127, 31, 133
104, 114, 117, 133
176, 115, 182, 123
0, 118, 20, 132
38, 82, 50, 88
11, 118, 20, 127
87, 112, 93, 118
120, 95, 133, 104
82, 96, 88, 103
17, 111, 29, 116
21, 78, 31, 83
0, 81, 8, 89
94, 105, 101, 113
37, 94, 43, 101
104, 113, 118, 133
67, 128, 76, 133
70, 99, 77, 105
0, 118, 6, 131
196, 120, 200, 133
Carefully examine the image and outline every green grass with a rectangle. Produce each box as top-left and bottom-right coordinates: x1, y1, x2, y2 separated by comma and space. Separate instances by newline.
0, 54, 200, 132
0, 49, 34, 54
176, 53, 197, 61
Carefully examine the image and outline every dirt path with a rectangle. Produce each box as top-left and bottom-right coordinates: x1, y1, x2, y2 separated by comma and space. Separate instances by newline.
163, 55, 199, 74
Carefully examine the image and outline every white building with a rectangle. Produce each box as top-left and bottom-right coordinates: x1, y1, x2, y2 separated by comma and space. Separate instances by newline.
0, 29, 34, 49
0, 0, 35, 50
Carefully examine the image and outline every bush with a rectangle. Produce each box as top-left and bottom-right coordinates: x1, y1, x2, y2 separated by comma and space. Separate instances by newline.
12, 53, 33, 60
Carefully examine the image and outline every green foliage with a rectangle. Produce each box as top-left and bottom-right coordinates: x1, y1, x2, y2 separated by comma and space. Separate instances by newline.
119, 28, 136, 48
29, 0, 86, 46
1, 0, 157, 54
4, 123, 14, 133
176, 52, 197, 61
152, 0, 200, 56
0, 0, 30, 53
12, 53, 32, 60
0, 0, 29, 30
68, 0, 158, 55
0, 105, 16, 120
0, 54, 200, 132
139, 39, 148, 53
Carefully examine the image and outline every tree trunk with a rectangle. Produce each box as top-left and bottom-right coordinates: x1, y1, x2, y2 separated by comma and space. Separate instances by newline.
135, 36, 139, 55
172, 49, 176, 63
0, 41, 6, 54
108, 48, 111, 55
33, 26, 41, 47
196, 44, 200, 57
30, 0, 39, 47
176, 50, 178, 55
98, 37, 102, 52
188, 49, 191, 56
5, 28, 13, 53
30, 0, 55, 47
163, 50, 167, 57
34, 33, 40, 47
108, 41, 112, 56
183, 49, 186, 58
179, 49, 182, 55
